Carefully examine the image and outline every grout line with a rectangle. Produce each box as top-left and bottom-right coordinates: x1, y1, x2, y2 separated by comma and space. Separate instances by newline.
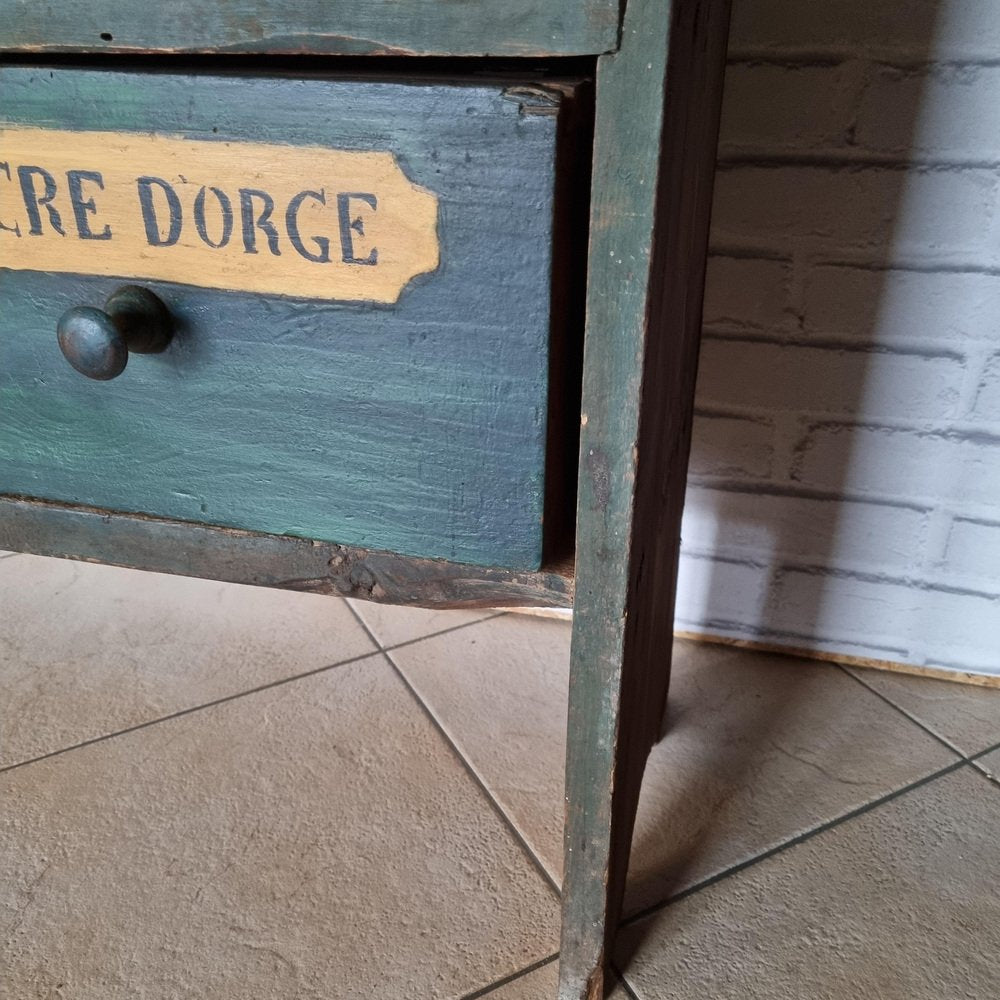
611, 966, 643, 1000
836, 664, 973, 759
459, 952, 559, 999
0, 609, 507, 776
346, 603, 563, 900
970, 739, 1000, 761
0, 647, 379, 775
621, 758, 969, 928
968, 743, 1000, 788
968, 760, 1000, 790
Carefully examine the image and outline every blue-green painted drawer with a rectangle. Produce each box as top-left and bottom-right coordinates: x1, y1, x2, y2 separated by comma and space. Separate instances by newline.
0, 68, 574, 570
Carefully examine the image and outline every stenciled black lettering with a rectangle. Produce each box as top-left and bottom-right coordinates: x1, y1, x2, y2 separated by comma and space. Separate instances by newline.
136, 176, 182, 247
67, 169, 112, 240
0, 162, 22, 237
193, 185, 234, 249
286, 188, 331, 264
239, 188, 281, 256
337, 192, 378, 266
17, 165, 66, 237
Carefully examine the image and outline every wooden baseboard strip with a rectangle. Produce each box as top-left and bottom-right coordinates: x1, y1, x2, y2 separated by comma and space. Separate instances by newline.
674, 629, 1000, 690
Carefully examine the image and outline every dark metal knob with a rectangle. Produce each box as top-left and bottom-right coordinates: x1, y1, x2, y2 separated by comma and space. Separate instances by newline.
57, 285, 173, 381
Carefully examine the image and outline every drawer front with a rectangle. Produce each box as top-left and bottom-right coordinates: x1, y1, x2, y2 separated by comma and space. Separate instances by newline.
0, 68, 569, 570
0, 0, 619, 57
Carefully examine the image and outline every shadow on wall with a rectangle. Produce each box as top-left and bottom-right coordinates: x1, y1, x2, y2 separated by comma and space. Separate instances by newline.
676, 0, 1000, 677
617, 0, 1000, 933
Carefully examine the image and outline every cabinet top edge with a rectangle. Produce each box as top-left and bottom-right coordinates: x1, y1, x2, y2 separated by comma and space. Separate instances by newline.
0, 0, 622, 59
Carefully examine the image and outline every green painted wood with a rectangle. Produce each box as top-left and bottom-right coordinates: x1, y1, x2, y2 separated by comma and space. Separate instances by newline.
560, 0, 732, 996
0, 497, 574, 608
0, 0, 620, 57
0, 68, 567, 571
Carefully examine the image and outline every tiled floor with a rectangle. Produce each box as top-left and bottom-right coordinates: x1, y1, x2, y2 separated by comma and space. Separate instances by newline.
2, 553, 999, 999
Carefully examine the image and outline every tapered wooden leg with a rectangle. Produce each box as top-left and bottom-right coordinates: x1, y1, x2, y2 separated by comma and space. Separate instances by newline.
559, 609, 676, 999
556, 0, 732, 996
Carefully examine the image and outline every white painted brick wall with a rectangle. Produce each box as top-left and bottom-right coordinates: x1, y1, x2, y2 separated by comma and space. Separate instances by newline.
677, 0, 1000, 677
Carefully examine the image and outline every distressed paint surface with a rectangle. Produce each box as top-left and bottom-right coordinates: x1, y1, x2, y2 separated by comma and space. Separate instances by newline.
1, 128, 439, 303
0, 69, 561, 570
560, 0, 732, 996
0, 0, 620, 57
0, 497, 574, 609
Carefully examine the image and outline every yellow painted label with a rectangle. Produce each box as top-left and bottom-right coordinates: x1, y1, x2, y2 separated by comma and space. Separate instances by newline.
0, 128, 440, 303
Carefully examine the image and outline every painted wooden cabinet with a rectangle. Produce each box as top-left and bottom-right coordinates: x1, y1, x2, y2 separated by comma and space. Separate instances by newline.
0, 2, 731, 996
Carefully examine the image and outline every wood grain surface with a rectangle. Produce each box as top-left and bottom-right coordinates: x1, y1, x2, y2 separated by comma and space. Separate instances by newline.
0, 68, 567, 570
0, 0, 620, 58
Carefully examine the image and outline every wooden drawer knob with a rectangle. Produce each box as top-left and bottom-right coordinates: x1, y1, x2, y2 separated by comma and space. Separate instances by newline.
57, 286, 173, 381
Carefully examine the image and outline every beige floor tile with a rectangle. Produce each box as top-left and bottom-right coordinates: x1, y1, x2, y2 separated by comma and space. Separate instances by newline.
0, 554, 375, 768
0, 654, 559, 1000
391, 615, 570, 885
845, 666, 1000, 756
391, 617, 957, 912
481, 961, 631, 998
347, 598, 499, 648
626, 644, 955, 913
616, 766, 1000, 999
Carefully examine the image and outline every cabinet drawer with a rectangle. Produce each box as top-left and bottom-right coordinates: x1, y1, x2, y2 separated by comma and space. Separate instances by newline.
0, 68, 587, 571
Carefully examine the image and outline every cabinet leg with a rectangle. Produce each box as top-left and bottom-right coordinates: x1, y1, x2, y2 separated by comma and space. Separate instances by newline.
555, 0, 732, 993
557, 620, 672, 999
